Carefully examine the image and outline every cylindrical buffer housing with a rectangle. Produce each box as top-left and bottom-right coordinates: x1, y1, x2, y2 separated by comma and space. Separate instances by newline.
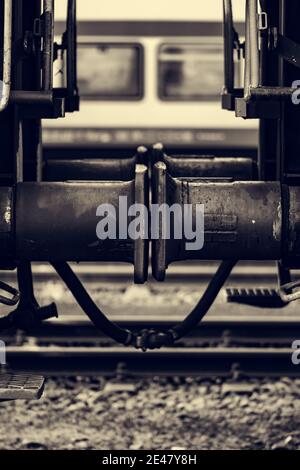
44, 157, 137, 182
152, 162, 283, 280
178, 180, 282, 259
15, 181, 135, 262
13, 165, 149, 283
163, 155, 257, 180
0, 175, 299, 281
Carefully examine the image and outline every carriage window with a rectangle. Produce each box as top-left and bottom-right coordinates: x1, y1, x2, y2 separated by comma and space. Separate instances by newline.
77, 44, 143, 100
158, 43, 225, 101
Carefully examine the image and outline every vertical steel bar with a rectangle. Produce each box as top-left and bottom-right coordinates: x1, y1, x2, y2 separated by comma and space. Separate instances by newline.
244, 0, 251, 97
15, 120, 23, 182
258, 0, 280, 181
67, 0, 77, 95
249, 0, 259, 88
0, 0, 12, 112
244, 0, 259, 98
36, 121, 43, 182
42, 0, 54, 91
223, 0, 234, 93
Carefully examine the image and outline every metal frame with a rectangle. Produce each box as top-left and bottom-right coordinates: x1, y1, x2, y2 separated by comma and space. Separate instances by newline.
0, 0, 12, 112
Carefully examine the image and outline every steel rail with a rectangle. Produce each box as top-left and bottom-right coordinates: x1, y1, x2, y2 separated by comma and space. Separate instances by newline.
12, 315, 300, 346
0, 262, 290, 283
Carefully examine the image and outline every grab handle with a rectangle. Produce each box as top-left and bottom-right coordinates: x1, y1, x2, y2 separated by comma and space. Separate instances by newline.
0, 0, 13, 112
223, 0, 234, 93
244, 0, 260, 99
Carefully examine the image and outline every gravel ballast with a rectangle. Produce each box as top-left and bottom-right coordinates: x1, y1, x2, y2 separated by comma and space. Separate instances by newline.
0, 376, 300, 450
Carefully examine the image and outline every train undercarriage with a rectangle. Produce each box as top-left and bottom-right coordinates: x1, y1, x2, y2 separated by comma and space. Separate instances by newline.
0, 0, 300, 400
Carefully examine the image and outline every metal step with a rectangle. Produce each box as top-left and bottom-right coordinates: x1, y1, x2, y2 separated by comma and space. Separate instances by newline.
0, 374, 44, 401
226, 287, 286, 308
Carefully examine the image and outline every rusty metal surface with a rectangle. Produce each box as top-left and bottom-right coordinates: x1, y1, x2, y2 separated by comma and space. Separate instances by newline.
15, 182, 135, 262
133, 164, 149, 283
152, 162, 283, 279
0, 167, 297, 284
44, 157, 137, 181
173, 180, 282, 260
163, 155, 257, 180
287, 187, 300, 267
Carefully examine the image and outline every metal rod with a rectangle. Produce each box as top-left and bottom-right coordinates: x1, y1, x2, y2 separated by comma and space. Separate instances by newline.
15, 120, 23, 183
249, 0, 260, 88
244, 0, 260, 98
67, 0, 77, 95
244, 0, 251, 97
42, 0, 54, 91
10, 90, 53, 105
0, 0, 13, 112
223, 0, 234, 93
250, 86, 296, 98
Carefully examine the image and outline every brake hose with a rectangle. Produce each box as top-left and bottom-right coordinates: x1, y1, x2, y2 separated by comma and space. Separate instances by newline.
52, 260, 236, 351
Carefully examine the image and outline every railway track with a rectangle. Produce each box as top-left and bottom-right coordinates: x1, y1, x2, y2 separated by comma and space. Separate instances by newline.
1, 315, 299, 378
0, 261, 291, 284
1, 262, 300, 378
6, 315, 300, 347
2, 345, 298, 378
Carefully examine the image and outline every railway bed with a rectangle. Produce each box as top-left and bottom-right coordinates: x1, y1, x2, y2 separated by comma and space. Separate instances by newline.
1, 263, 300, 378
1, 315, 299, 378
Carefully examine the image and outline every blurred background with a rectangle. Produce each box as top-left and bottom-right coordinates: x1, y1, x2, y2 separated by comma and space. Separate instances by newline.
43, 0, 258, 159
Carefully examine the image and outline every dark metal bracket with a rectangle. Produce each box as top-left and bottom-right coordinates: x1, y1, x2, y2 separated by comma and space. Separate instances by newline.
9, 0, 79, 118
222, 0, 245, 111
8, 262, 58, 331
53, 0, 80, 112
221, 88, 243, 111
272, 30, 300, 69
235, 96, 281, 119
